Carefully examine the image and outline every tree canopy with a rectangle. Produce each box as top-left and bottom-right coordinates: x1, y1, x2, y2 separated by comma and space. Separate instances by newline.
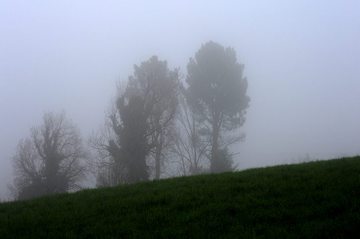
11, 112, 87, 200
12, 42, 250, 199
93, 56, 180, 185
186, 41, 249, 172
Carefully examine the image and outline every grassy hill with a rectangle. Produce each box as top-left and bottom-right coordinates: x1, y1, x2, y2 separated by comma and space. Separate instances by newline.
1, 156, 360, 238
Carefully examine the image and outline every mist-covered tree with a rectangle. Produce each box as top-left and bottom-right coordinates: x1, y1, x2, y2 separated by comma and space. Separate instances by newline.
11, 112, 87, 200
114, 95, 150, 183
171, 87, 209, 175
92, 56, 179, 185
186, 41, 250, 173
126, 56, 179, 179
91, 94, 150, 186
212, 147, 235, 173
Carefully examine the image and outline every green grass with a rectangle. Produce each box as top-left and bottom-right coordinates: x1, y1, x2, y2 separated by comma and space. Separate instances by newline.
1, 156, 360, 238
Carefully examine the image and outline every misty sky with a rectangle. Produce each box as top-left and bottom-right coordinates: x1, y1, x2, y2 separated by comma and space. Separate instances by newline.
1, 0, 359, 199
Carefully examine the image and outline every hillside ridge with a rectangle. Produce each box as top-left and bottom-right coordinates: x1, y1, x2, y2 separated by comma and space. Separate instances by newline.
1, 156, 359, 238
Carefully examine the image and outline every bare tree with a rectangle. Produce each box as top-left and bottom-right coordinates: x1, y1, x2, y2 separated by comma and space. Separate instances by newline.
170, 89, 209, 176
11, 112, 87, 200
89, 120, 126, 187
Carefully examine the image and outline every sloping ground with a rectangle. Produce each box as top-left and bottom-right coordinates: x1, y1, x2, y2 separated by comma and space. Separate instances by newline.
1, 156, 360, 238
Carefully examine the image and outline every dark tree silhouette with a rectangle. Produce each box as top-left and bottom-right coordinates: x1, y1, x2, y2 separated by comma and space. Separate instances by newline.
186, 41, 250, 173
113, 95, 150, 183
93, 56, 179, 185
11, 112, 87, 200
92, 94, 151, 186
126, 56, 179, 179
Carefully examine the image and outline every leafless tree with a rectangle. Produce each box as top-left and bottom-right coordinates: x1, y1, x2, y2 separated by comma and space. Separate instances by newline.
170, 90, 209, 176
11, 112, 87, 200
89, 120, 125, 187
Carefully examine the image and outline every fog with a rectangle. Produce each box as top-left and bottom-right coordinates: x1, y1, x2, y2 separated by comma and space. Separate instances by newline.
1, 0, 359, 199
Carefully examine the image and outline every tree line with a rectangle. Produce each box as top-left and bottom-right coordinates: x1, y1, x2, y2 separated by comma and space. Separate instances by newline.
10, 41, 250, 200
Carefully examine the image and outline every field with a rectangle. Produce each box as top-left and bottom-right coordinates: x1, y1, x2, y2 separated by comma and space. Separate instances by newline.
1, 156, 360, 238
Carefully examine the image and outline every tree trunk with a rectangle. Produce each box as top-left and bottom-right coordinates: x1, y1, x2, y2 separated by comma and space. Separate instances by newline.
210, 114, 220, 173
154, 133, 163, 180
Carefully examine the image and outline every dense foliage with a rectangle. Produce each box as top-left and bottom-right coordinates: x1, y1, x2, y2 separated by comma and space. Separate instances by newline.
187, 41, 249, 172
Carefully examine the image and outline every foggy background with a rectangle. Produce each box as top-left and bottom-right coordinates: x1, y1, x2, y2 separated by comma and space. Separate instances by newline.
0, 0, 359, 200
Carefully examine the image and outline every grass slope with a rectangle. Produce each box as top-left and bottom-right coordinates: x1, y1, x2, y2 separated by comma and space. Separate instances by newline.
1, 156, 360, 238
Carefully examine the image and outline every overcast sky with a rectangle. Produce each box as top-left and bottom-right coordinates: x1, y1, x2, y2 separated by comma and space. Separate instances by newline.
1, 0, 359, 199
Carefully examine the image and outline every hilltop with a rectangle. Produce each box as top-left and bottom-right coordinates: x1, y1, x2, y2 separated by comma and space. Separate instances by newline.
1, 156, 360, 238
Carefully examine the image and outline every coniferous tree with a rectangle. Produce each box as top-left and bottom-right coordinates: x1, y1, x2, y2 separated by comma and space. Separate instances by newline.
186, 41, 249, 172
